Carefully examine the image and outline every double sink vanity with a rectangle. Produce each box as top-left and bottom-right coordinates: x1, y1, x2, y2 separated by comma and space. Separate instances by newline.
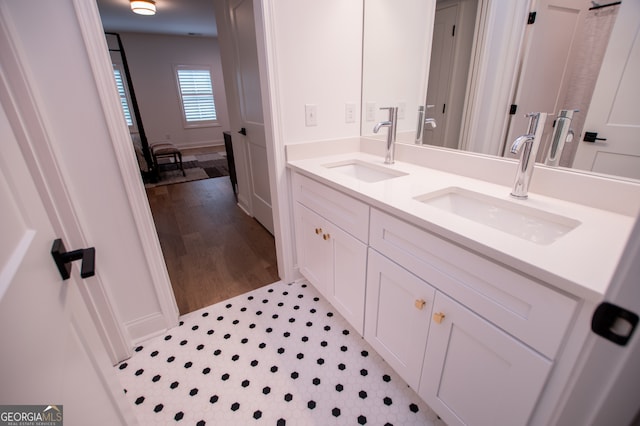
286, 137, 638, 426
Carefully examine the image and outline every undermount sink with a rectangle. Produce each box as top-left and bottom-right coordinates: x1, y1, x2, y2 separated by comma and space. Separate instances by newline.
323, 159, 408, 183
415, 187, 581, 245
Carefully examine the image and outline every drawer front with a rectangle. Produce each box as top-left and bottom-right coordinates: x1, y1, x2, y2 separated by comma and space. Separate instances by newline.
292, 172, 369, 243
370, 209, 577, 359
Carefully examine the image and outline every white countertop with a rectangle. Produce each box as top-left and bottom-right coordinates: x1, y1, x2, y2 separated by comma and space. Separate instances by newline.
287, 150, 637, 301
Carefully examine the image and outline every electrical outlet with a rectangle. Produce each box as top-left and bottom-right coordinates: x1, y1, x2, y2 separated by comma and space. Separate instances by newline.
345, 103, 356, 123
305, 104, 318, 127
366, 102, 376, 121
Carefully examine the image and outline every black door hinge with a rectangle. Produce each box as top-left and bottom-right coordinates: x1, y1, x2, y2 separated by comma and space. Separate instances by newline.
528, 11, 537, 24
452, 25, 456, 37
509, 104, 518, 115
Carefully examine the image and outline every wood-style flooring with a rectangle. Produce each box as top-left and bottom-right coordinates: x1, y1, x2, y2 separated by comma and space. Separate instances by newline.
146, 176, 279, 315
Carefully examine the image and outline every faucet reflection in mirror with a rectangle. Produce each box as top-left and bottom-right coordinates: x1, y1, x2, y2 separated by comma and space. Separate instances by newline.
415, 105, 437, 145
510, 112, 547, 200
545, 109, 578, 167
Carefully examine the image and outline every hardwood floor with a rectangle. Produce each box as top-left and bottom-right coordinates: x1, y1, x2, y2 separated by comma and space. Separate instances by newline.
146, 176, 279, 315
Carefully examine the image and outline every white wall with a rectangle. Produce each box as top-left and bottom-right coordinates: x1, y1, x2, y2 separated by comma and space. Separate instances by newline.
116, 32, 230, 149
268, 0, 363, 144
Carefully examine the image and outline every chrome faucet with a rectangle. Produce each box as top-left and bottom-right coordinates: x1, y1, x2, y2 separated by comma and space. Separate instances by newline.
414, 105, 436, 145
545, 109, 578, 167
373, 107, 398, 164
510, 112, 547, 199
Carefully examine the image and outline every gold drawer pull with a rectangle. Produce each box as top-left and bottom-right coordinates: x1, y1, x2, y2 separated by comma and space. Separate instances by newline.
315, 228, 322, 235
414, 299, 426, 310
323, 233, 331, 240
433, 312, 446, 324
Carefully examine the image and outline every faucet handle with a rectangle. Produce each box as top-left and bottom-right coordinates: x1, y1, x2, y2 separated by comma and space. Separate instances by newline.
379, 106, 398, 121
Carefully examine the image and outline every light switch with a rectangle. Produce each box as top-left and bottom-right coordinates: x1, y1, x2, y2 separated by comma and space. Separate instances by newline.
345, 103, 356, 123
305, 104, 318, 127
398, 102, 406, 119
366, 102, 376, 122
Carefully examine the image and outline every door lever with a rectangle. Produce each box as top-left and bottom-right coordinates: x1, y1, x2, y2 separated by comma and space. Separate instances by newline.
238, 127, 247, 135
583, 132, 607, 143
51, 238, 96, 280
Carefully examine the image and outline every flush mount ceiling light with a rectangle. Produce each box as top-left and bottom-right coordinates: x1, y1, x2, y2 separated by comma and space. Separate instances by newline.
130, 0, 156, 16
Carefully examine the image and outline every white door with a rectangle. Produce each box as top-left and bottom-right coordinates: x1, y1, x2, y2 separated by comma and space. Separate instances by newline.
572, 1, 640, 180
365, 250, 435, 390
217, 0, 274, 234
419, 292, 552, 426
0, 103, 134, 423
423, 2, 458, 148
294, 203, 331, 295
503, 0, 587, 157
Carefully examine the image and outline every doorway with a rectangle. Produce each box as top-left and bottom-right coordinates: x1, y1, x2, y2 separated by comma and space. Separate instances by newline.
96, 6, 279, 315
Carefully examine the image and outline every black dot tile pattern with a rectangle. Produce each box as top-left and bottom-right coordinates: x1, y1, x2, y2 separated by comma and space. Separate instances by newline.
116, 280, 443, 425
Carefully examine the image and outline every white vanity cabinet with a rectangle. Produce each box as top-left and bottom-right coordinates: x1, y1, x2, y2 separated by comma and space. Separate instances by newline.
292, 173, 369, 334
289, 171, 583, 426
365, 249, 435, 389
369, 208, 578, 426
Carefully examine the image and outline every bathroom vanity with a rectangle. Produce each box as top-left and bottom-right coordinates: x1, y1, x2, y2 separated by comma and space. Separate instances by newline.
286, 138, 639, 426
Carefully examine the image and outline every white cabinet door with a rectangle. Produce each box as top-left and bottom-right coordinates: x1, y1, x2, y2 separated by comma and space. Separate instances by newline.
419, 292, 552, 426
365, 249, 435, 389
328, 222, 367, 334
295, 203, 330, 296
295, 203, 367, 334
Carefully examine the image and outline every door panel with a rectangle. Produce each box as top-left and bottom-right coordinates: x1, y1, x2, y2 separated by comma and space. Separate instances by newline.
330, 224, 367, 334
0, 100, 131, 423
420, 292, 551, 426
365, 250, 435, 389
573, 1, 640, 179
227, 0, 273, 233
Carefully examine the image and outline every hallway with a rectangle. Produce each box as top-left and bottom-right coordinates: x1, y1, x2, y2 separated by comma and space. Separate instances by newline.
146, 176, 279, 314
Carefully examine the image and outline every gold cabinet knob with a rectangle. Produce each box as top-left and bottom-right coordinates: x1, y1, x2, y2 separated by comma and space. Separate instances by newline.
414, 299, 426, 310
315, 228, 322, 235
323, 233, 331, 240
433, 312, 446, 324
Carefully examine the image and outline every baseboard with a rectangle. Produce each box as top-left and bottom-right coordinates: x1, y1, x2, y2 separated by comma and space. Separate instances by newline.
125, 312, 172, 345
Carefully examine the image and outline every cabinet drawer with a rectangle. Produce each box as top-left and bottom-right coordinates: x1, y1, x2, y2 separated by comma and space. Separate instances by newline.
292, 172, 369, 243
370, 209, 577, 359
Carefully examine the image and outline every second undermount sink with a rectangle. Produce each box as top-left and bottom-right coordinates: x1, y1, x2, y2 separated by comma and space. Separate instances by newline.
323, 159, 408, 183
415, 187, 581, 245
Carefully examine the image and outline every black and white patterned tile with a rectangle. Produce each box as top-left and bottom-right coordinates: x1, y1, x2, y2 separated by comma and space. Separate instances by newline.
116, 280, 445, 425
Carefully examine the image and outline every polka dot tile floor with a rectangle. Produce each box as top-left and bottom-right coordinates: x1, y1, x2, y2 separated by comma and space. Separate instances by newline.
116, 280, 446, 425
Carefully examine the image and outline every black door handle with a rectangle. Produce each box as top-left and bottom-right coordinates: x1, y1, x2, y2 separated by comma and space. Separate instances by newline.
583, 131, 607, 143
238, 127, 247, 136
592, 301, 638, 346
51, 238, 96, 280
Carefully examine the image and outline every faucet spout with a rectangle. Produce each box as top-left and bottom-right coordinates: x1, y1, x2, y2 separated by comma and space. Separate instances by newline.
510, 112, 547, 199
373, 107, 399, 164
373, 121, 391, 134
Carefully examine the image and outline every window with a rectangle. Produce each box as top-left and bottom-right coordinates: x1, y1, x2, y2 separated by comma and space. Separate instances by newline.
112, 66, 133, 127
175, 67, 218, 127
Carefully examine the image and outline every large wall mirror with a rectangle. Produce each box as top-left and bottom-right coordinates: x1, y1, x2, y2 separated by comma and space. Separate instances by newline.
362, 0, 639, 181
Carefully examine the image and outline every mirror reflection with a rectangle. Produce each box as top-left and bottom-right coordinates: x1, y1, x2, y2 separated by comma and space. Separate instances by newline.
362, 0, 639, 181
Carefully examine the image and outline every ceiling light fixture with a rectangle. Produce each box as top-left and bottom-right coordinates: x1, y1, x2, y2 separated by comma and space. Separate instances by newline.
130, 0, 156, 16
